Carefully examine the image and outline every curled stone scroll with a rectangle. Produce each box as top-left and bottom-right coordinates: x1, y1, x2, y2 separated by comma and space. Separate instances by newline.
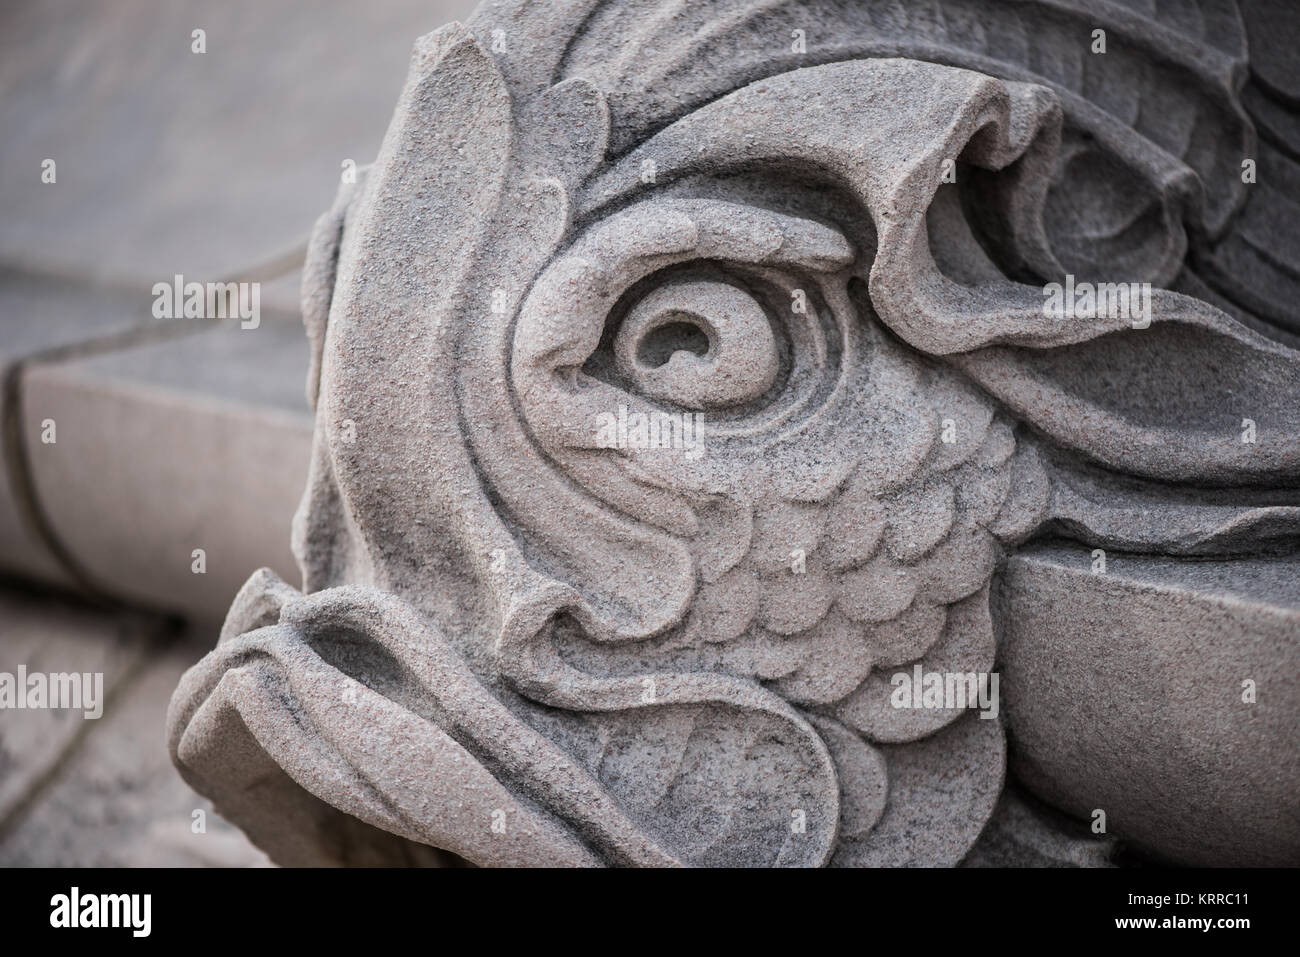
169, 1, 1300, 866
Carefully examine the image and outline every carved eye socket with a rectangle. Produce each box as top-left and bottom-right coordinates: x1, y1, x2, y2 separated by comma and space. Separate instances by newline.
511, 198, 856, 450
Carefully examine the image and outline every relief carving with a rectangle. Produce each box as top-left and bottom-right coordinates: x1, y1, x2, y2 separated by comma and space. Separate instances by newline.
168, 1, 1300, 867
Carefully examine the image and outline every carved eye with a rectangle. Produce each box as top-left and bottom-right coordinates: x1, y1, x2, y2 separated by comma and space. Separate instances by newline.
613, 279, 778, 410
511, 198, 856, 449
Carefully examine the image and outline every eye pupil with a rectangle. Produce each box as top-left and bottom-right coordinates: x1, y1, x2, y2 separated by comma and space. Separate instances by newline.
614, 279, 779, 410
636, 319, 711, 368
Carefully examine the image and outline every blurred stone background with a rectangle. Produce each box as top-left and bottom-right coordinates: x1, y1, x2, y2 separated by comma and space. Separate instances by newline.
0, 0, 478, 866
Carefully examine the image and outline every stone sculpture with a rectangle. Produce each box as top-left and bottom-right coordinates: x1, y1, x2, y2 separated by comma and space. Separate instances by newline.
168, 0, 1300, 866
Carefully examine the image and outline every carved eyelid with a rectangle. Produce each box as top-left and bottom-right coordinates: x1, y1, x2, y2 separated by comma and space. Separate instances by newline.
512, 199, 854, 445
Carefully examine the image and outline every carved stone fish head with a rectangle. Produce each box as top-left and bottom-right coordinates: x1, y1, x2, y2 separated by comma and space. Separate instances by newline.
170, 1, 1300, 867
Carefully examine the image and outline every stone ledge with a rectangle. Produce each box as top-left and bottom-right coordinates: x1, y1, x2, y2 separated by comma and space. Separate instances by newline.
18, 318, 314, 623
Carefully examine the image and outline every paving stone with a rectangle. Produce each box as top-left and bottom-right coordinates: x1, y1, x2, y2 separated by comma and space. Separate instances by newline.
256, 267, 304, 319
0, 268, 161, 367
0, 609, 269, 867
0, 586, 156, 828
0, 0, 479, 286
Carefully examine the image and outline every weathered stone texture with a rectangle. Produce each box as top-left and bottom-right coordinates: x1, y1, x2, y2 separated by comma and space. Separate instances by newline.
168, 1, 1300, 866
